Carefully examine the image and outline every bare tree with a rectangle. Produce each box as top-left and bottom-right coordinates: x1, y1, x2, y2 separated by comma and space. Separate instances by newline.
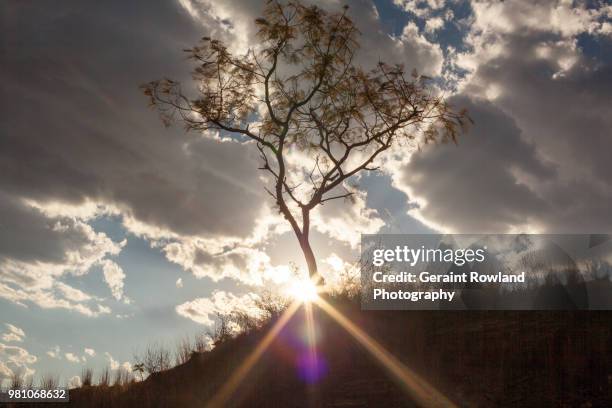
210, 313, 233, 346
230, 310, 261, 334
138, 343, 172, 375
132, 363, 145, 382
174, 336, 193, 365
194, 332, 212, 353
255, 290, 290, 319
143, 1, 468, 281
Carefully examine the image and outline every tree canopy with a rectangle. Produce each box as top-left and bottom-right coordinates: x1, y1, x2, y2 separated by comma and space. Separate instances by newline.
143, 0, 469, 280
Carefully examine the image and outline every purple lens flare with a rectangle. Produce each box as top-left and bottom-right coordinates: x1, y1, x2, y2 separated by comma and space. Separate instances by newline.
296, 350, 328, 383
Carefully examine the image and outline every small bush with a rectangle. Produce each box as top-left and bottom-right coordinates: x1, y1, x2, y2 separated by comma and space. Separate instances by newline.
81, 367, 94, 387
174, 336, 192, 365
98, 367, 110, 386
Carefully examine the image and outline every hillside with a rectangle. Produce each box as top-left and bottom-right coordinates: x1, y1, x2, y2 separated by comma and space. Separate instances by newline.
18, 296, 612, 407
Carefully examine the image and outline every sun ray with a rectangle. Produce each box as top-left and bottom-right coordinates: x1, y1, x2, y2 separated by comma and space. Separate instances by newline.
304, 301, 318, 374
316, 298, 457, 408
206, 301, 301, 408
287, 277, 319, 303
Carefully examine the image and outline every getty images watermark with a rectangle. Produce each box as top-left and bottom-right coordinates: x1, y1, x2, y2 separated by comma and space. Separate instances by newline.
361, 234, 612, 310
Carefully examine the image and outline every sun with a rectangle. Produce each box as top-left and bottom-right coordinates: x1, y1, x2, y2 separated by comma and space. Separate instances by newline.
287, 278, 320, 303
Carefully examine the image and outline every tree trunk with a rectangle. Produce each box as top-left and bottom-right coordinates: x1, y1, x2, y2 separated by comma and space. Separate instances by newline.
299, 235, 318, 280
278, 198, 321, 282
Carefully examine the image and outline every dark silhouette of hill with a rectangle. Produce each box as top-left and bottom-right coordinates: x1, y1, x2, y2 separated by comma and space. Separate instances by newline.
11, 295, 612, 407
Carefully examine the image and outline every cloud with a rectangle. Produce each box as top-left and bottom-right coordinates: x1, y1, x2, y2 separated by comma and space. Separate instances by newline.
321, 253, 359, 289
425, 17, 445, 33
0, 194, 124, 315
100, 260, 128, 302
0, 280, 112, 317
179, 0, 444, 74
55, 282, 94, 303
84, 348, 96, 357
351, 0, 444, 75
163, 238, 292, 286
104, 352, 131, 371
176, 290, 263, 327
3, 0, 610, 347
467, 0, 611, 38
65, 352, 82, 364
0, 196, 124, 277
394, 0, 612, 234
0, 0, 272, 290
175, 278, 183, 288
0, 0, 449, 295
0, 342, 37, 380
105, 352, 119, 370
312, 189, 385, 248
68, 375, 82, 388
397, 96, 554, 233
0, 361, 12, 381
1, 324, 25, 343
46, 346, 60, 359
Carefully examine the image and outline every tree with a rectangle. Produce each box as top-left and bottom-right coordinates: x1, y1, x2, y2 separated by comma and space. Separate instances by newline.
132, 363, 145, 382
142, 1, 468, 282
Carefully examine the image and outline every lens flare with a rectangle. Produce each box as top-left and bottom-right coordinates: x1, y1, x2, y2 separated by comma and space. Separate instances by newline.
316, 298, 457, 407
287, 278, 319, 303
296, 351, 328, 383
206, 301, 300, 408
298, 302, 327, 383
206, 290, 455, 408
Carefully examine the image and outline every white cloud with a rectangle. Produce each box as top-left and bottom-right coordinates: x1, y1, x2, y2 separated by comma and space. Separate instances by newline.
0, 281, 112, 317
175, 278, 183, 288
104, 352, 130, 371
321, 253, 359, 290
312, 188, 384, 248
176, 290, 263, 327
1, 324, 25, 343
469, 1, 611, 38
105, 352, 119, 370
84, 348, 96, 357
46, 345, 60, 359
0, 361, 12, 380
164, 238, 291, 286
425, 17, 444, 33
65, 352, 82, 364
178, 0, 445, 74
54, 282, 93, 303
68, 375, 82, 388
394, 0, 439, 18
0, 342, 37, 380
100, 260, 127, 302
0, 196, 123, 316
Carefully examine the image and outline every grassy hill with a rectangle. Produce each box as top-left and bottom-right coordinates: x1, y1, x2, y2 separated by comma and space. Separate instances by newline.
13, 295, 612, 407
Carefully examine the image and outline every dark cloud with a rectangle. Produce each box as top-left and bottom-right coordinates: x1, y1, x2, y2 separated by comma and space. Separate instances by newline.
398, 1, 612, 233
0, 0, 279, 311
3, 0, 610, 298
0, 192, 103, 264
400, 96, 554, 232
0, 0, 266, 240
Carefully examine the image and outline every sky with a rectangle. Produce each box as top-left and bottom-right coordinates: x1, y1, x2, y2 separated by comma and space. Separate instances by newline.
1, 0, 612, 387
